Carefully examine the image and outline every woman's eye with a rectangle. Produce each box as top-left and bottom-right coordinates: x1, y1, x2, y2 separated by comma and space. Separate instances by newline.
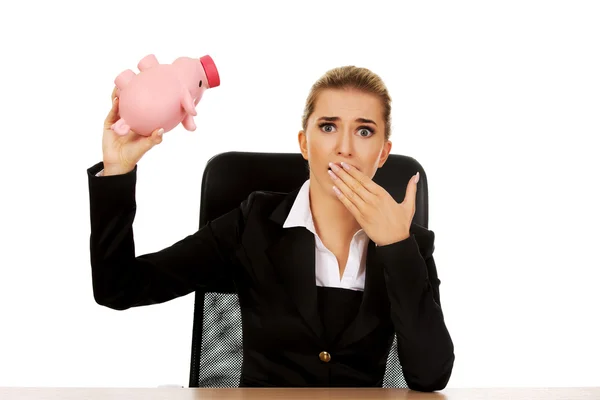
321, 124, 335, 133
358, 128, 374, 137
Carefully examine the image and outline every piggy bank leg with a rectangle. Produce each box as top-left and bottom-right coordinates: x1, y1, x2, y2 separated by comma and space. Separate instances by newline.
138, 54, 159, 71
115, 69, 136, 90
182, 114, 197, 131
111, 118, 131, 135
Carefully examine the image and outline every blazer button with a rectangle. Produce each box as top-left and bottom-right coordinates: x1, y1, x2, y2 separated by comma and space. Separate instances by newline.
319, 351, 331, 362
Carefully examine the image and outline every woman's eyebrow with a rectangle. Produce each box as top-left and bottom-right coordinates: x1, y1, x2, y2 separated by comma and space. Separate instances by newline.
317, 116, 378, 126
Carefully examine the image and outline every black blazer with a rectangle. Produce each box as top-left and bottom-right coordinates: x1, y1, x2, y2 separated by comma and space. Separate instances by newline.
87, 161, 454, 391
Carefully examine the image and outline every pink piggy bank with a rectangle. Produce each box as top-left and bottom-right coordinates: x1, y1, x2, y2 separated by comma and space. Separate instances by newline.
111, 54, 220, 136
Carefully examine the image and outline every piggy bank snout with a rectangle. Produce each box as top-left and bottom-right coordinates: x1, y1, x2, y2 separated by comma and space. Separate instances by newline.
200, 55, 220, 88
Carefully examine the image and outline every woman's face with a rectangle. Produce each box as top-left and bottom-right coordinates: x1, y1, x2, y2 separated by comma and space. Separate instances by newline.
298, 88, 392, 197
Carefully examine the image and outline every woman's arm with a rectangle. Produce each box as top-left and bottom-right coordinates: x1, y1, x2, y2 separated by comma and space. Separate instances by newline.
87, 161, 250, 310
375, 228, 455, 392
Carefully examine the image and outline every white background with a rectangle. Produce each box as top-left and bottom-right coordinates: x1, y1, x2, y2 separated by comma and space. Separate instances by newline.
0, 0, 598, 389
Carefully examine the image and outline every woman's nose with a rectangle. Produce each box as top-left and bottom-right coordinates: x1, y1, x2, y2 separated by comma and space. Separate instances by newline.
335, 132, 353, 156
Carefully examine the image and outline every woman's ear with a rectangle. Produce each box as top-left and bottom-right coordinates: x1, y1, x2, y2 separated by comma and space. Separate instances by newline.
298, 130, 309, 160
378, 140, 392, 167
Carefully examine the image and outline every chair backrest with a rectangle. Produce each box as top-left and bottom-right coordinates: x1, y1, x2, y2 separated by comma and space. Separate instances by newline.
189, 151, 429, 388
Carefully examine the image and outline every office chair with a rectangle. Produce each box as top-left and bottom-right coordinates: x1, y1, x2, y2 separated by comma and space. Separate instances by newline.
188, 151, 430, 388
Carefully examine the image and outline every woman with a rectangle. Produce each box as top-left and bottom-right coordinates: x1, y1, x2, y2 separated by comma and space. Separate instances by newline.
87, 66, 455, 391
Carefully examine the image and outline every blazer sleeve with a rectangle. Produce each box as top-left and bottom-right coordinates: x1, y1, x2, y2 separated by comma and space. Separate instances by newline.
375, 227, 455, 392
87, 161, 250, 310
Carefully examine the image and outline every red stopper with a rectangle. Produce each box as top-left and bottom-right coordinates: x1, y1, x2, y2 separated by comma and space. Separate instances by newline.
200, 55, 220, 88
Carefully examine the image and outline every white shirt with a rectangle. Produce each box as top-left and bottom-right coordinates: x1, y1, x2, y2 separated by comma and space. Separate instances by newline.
96, 171, 368, 291
283, 180, 368, 292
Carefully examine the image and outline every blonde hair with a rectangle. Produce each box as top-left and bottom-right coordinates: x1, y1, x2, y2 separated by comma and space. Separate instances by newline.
301, 66, 392, 141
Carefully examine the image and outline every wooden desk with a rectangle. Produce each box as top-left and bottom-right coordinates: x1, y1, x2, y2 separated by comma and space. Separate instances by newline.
0, 387, 598, 399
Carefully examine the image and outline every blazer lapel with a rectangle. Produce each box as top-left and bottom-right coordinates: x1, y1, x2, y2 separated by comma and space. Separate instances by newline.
264, 188, 324, 340
262, 186, 390, 347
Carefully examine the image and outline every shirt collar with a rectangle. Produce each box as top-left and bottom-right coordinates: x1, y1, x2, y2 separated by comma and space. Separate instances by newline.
283, 179, 366, 240
283, 180, 317, 234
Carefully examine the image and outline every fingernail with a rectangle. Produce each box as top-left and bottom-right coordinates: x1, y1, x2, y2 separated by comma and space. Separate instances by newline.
157, 128, 164, 136
415, 172, 420, 184
113, 97, 118, 103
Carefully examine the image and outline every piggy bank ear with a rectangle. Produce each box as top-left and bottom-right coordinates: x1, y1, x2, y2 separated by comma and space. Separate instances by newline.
181, 90, 197, 116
